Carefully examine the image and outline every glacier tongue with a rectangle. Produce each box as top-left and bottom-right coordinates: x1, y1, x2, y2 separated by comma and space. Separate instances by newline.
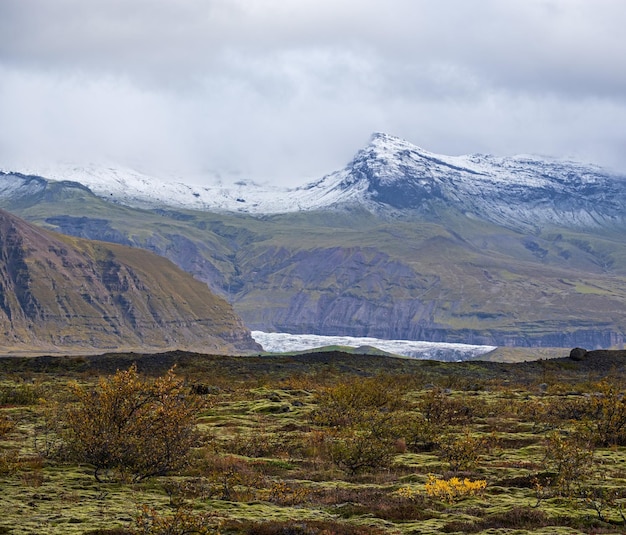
251, 331, 496, 361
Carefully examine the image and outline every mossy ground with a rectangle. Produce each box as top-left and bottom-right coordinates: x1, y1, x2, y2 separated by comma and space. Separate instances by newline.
1, 350, 626, 534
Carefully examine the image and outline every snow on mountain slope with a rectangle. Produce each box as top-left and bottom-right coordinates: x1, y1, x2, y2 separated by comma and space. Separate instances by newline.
305, 133, 626, 228
0, 163, 285, 212
3, 133, 626, 229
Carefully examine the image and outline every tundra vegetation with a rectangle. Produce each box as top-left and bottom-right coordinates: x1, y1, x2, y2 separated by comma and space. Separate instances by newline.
1, 350, 626, 534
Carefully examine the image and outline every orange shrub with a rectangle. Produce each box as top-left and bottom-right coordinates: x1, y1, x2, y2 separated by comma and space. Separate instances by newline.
64, 365, 200, 482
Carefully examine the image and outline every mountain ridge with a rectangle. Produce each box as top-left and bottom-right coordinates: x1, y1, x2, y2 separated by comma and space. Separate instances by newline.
0, 208, 260, 354
3, 132, 626, 233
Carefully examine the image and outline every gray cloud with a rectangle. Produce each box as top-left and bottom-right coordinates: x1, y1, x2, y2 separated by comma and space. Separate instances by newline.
1, 0, 626, 185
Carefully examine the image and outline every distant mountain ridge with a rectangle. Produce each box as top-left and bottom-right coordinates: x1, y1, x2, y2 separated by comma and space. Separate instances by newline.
3, 133, 626, 233
3, 134, 626, 348
0, 208, 259, 354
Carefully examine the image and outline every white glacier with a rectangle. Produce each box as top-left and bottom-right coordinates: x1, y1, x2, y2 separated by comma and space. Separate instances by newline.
251, 331, 496, 361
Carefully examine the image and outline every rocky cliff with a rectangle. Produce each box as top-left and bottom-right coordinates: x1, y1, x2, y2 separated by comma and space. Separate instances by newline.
0, 208, 260, 354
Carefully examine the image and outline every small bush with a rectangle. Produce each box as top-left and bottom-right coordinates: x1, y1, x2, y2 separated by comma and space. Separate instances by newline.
393, 412, 437, 452
584, 381, 626, 446
543, 430, 594, 497
135, 504, 219, 535
424, 475, 486, 503
328, 429, 393, 475
436, 430, 491, 472
193, 453, 264, 501
64, 365, 200, 482
518, 396, 588, 429
420, 388, 476, 426
261, 480, 311, 506
310, 376, 404, 429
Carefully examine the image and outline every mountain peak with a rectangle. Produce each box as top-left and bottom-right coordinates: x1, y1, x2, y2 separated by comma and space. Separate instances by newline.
366, 132, 432, 154
368, 131, 403, 145
2, 134, 626, 230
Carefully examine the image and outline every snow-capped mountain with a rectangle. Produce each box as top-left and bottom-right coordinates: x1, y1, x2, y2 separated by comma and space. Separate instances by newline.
0, 164, 285, 212
4, 134, 626, 349
298, 133, 626, 229
2, 132, 626, 230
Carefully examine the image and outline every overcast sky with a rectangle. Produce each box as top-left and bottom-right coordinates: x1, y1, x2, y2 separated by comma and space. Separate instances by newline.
1, 0, 625, 186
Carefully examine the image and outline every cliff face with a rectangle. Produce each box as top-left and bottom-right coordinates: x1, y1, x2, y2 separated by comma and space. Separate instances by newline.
0, 209, 260, 354
227, 239, 626, 348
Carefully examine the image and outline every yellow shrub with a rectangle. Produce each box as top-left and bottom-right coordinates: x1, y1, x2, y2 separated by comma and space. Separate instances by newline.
394, 485, 422, 501
424, 474, 486, 503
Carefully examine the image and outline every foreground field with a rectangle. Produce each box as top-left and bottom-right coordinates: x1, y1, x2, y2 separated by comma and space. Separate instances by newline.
1, 350, 626, 534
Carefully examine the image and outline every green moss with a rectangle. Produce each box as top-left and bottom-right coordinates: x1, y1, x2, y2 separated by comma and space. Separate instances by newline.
574, 282, 612, 295
2, 354, 626, 533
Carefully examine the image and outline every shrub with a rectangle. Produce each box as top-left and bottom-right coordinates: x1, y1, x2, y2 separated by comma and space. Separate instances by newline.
261, 480, 310, 506
328, 429, 393, 475
584, 381, 626, 446
191, 453, 265, 501
64, 364, 200, 482
424, 475, 487, 503
310, 376, 404, 429
420, 388, 476, 426
581, 484, 626, 523
436, 430, 491, 472
543, 430, 594, 497
135, 504, 219, 535
518, 396, 588, 429
393, 412, 437, 452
